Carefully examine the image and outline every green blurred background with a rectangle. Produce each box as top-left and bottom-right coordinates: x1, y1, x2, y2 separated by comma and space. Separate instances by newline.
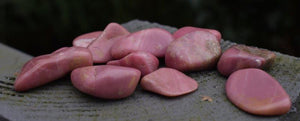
1, 0, 299, 56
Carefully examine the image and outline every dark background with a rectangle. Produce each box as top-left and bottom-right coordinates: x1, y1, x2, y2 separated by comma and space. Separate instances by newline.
1, 0, 299, 56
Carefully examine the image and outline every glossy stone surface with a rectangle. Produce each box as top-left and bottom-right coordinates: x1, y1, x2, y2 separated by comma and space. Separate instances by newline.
107, 51, 159, 76
72, 31, 102, 48
71, 65, 141, 99
173, 26, 222, 42
226, 68, 291, 116
165, 31, 221, 72
141, 68, 198, 97
88, 23, 130, 63
111, 28, 174, 59
217, 44, 276, 76
14, 47, 93, 91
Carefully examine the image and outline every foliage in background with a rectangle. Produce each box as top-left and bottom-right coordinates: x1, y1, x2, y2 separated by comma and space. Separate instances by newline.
1, 0, 299, 56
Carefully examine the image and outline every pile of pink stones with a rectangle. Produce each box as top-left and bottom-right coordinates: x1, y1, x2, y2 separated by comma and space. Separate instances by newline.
14, 23, 291, 116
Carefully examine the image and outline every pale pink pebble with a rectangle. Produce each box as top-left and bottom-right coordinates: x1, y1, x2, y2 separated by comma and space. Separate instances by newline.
88, 23, 130, 63
226, 68, 291, 116
141, 68, 198, 97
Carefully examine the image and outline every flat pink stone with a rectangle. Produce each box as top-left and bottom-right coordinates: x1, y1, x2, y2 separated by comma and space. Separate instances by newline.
226, 68, 291, 116
217, 45, 276, 76
107, 51, 159, 76
73, 31, 102, 48
141, 68, 198, 97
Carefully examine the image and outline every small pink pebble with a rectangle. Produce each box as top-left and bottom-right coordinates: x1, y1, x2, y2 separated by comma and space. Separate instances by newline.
88, 23, 130, 63
226, 68, 291, 116
217, 44, 276, 76
141, 68, 198, 97
72, 31, 102, 48
107, 52, 159, 76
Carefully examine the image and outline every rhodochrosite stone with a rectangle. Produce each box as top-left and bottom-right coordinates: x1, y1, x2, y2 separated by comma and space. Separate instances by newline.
165, 31, 221, 72
107, 52, 159, 76
111, 28, 174, 59
226, 68, 291, 116
173, 26, 222, 42
14, 47, 93, 91
72, 31, 102, 47
141, 68, 198, 97
88, 23, 130, 63
217, 45, 276, 76
71, 65, 141, 99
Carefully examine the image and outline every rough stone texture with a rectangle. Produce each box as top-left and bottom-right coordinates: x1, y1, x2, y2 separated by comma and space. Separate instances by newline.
0, 20, 299, 121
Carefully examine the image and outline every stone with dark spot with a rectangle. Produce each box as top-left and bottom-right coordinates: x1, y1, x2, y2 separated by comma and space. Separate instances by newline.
165, 31, 221, 72
217, 44, 276, 76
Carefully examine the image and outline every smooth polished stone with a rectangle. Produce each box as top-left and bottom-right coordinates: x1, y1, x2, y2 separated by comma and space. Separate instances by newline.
14, 47, 93, 91
226, 68, 291, 116
141, 68, 198, 97
71, 65, 141, 99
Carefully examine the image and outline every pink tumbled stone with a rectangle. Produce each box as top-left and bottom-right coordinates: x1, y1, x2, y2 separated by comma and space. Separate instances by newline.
88, 23, 130, 63
217, 45, 276, 76
165, 31, 221, 72
173, 26, 222, 42
71, 65, 141, 99
14, 47, 93, 91
226, 68, 291, 116
141, 68, 198, 97
111, 28, 174, 59
107, 52, 159, 76
72, 31, 102, 48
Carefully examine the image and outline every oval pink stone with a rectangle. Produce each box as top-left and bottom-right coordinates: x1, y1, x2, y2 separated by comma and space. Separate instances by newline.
173, 26, 222, 42
165, 31, 221, 72
141, 68, 198, 97
226, 68, 291, 116
217, 45, 276, 76
71, 65, 141, 99
111, 28, 174, 59
73, 31, 102, 48
107, 52, 159, 76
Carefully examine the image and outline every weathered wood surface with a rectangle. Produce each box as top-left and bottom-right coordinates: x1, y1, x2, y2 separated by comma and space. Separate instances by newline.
0, 20, 299, 121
